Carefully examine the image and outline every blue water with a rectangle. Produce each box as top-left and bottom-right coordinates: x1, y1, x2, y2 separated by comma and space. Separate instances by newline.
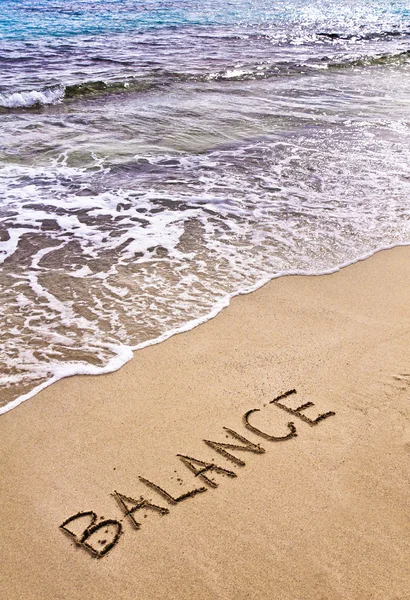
1, 0, 409, 40
1, 0, 410, 412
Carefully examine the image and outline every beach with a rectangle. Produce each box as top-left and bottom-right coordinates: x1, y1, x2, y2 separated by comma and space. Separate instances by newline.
1, 246, 409, 600
3, 1, 410, 412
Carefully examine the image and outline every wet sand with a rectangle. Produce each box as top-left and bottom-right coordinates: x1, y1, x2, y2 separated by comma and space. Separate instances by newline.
1, 246, 409, 600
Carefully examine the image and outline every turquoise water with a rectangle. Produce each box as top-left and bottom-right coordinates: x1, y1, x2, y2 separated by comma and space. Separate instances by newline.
1, 1, 410, 411
2, 0, 410, 102
1, 1, 409, 40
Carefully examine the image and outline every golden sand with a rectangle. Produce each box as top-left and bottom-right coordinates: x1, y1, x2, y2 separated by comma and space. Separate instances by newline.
1, 247, 409, 599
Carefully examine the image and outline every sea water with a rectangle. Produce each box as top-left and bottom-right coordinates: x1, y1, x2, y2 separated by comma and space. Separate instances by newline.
1, 0, 410, 412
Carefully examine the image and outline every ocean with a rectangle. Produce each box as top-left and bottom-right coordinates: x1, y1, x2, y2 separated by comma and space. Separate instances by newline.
1, 0, 410, 413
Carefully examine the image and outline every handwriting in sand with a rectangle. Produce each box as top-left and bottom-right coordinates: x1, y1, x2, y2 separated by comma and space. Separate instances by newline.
60, 389, 335, 558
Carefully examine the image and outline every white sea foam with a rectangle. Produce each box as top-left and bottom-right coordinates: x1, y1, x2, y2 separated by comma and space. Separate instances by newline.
0, 85, 65, 108
2, 240, 410, 416
2, 60, 410, 414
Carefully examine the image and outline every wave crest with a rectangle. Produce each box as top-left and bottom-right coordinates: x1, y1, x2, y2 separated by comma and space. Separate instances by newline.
0, 85, 65, 108
2, 44, 410, 111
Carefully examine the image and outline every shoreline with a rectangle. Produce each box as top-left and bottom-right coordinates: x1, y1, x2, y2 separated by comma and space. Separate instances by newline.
3, 240, 410, 416
1, 246, 410, 600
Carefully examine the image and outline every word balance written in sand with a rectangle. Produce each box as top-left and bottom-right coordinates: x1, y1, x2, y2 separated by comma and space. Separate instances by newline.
60, 389, 336, 558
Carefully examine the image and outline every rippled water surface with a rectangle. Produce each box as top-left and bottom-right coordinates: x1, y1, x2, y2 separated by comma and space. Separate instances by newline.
1, 0, 410, 411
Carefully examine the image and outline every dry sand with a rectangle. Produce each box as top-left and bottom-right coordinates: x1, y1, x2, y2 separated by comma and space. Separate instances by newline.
1, 247, 410, 600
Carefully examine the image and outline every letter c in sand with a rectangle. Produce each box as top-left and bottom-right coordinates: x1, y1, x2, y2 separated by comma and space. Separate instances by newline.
243, 409, 297, 441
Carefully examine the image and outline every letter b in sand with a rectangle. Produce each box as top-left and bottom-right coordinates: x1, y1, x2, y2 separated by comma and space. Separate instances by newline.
60, 511, 122, 558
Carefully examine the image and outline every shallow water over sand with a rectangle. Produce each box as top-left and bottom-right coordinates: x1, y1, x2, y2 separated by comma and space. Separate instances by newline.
1, 0, 410, 410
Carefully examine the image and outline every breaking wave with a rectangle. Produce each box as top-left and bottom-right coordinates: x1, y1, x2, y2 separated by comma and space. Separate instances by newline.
3, 45, 410, 111
0, 85, 65, 108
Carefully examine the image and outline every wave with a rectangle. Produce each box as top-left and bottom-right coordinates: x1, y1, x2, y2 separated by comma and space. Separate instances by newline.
0, 79, 154, 109
199, 49, 410, 81
329, 49, 410, 69
64, 78, 154, 98
2, 46, 410, 110
316, 29, 410, 41
0, 85, 65, 108
0, 67, 297, 109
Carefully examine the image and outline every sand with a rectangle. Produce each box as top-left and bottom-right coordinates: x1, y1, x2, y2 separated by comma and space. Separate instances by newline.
1, 246, 410, 600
